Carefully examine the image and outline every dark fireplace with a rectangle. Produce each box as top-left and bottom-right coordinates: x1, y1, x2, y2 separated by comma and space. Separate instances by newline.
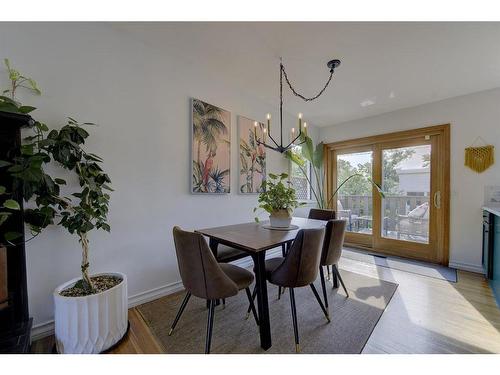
0, 111, 33, 353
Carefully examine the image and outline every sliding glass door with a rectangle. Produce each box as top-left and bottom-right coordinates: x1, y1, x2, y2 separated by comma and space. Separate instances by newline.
325, 125, 449, 264
335, 148, 374, 247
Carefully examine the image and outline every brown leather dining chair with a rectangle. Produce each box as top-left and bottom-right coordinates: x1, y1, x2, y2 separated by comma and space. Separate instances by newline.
169, 226, 259, 354
308, 208, 336, 280
308, 208, 336, 221
251, 228, 329, 353
319, 219, 349, 310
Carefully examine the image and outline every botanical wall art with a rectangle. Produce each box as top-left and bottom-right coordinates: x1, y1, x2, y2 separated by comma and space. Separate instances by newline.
238, 116, 266, 193
192, 98, 231, 193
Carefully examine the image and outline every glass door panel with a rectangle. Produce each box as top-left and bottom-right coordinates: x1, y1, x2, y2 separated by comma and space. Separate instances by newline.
337, 151, 373, 234
381, 144, 431, 244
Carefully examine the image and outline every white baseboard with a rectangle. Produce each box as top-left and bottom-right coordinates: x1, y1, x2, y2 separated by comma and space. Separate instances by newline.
31, 249, 283, 342
448, 261, 485, 274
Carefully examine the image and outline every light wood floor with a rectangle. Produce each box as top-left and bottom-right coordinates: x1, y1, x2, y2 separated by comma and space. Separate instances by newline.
31, 257, 500, 354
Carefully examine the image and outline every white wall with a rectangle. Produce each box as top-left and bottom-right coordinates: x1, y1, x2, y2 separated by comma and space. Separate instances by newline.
0, 23, 319, 331
321, 88, 500, 272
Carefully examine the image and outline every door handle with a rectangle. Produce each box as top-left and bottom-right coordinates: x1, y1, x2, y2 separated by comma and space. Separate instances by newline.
433, 191, 441, 209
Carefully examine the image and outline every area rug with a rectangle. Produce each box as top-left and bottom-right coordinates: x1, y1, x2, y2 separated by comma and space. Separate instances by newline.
343, 248, 457, 282
136, 269, 398, 354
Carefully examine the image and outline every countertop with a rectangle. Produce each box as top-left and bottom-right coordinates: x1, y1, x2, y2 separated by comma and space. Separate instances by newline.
483, 206, 500, 217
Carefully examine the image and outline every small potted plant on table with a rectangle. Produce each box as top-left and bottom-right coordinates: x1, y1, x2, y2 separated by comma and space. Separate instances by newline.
254, 173, 304, 228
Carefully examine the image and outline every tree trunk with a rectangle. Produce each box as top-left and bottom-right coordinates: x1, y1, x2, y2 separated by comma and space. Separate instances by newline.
79, 232, 94, 291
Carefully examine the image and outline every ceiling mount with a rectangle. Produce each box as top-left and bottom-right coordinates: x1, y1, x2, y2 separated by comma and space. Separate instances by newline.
327, 59, 341, 73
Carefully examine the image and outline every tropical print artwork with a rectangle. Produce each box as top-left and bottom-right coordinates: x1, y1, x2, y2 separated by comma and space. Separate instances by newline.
192, 99, 231, 193
238, 116, 266, 193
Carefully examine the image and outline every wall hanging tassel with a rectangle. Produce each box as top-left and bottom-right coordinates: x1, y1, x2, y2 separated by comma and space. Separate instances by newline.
464, 144, 494, 173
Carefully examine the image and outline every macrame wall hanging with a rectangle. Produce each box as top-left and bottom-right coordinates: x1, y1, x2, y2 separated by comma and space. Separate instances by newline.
464, 137, 495, 173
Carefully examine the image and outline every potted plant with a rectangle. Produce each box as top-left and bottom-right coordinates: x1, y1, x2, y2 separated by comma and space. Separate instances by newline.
46, 118, 128, 354
0, 59, 126, 353
254, 173, 304, 228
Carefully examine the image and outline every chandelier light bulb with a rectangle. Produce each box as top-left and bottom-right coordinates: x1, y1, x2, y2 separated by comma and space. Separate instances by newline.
298, 113, 302, 119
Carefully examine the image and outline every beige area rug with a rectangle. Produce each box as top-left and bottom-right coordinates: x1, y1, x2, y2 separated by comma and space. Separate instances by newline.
136, 269, 398, 354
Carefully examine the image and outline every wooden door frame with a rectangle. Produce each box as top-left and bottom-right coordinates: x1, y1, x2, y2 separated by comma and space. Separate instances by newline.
324, 124, 450, 265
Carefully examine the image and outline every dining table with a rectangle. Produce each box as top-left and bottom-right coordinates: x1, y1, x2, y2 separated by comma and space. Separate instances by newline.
196, 216, 326, 351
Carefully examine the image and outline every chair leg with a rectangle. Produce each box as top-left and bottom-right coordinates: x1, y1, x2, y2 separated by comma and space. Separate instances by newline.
326, 265, 331, 281
334, 265, 349, 298
310, 283, 330, 322
278, 286, 282, 300
319, 266, 328, 309
205, 299, 216, 354
246, 285, 257, 319
282, 243, 286, 257
168, 292, 191, 336
289, 288, 300, 353
245, 287, 260, 326
222, 298, 226, 309
331, 265, 339, 289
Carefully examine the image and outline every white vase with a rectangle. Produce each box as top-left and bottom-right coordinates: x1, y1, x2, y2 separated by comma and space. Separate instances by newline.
269, 209, 292, 228
53, 272, 128, 354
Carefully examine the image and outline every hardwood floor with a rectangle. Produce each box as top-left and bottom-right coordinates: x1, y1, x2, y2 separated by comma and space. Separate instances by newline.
31, 257, 500, 354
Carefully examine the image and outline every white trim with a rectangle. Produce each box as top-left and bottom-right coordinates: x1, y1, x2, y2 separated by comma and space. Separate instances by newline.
448, 261, 485, 274
31, 320, 55, 341
31, 249, 283, 342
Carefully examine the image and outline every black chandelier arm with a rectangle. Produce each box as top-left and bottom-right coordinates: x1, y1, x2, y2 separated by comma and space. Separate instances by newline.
266, 132, 280, 148
281, 63, 334, 102
283, 132, 306, 150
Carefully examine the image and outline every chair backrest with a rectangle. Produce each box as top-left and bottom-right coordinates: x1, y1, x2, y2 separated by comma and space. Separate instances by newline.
172, 226, 238, 300
308, 208, 336, 221
321, 219, 347, 266
270, 228, 325, 288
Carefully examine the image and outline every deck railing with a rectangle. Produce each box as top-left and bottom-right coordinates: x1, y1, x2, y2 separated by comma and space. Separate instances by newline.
338, 194, 430, 234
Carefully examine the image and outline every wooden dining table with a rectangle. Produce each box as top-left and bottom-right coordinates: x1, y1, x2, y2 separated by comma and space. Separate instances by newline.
196, 216, 326, 351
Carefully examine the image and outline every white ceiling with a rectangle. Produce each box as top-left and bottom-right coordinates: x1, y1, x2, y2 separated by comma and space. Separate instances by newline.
113, 22, 500, 127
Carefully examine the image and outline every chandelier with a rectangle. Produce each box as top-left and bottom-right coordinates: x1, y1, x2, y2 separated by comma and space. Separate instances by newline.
253, 58, 341, 153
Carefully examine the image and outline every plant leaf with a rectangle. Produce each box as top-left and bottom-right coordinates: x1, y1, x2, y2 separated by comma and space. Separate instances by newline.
3, 199, 20, 210
18, 105, 36, 114
4, 231, 22, 241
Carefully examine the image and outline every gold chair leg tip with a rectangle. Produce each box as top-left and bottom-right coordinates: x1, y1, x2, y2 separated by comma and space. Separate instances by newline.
168, 328, 173, 336
295, 344, 300, 353
245, 312, 250, 320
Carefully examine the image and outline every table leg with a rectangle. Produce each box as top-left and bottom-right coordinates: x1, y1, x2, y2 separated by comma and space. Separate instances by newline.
252, 251, 272, 350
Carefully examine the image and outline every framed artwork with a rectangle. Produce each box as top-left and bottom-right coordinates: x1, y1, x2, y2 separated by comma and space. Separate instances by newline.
238, 116, 266, 194
192, 98, 231, 194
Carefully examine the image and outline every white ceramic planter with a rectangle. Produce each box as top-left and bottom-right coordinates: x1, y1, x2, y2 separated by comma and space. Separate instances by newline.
53, 272, 128, 354
269, 209, 292, 228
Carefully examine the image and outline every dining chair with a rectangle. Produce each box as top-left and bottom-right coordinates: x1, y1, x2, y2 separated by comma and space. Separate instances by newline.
319, 219, 349, 310
307, 208, 336, 281
308, 208, 336, 221
170, 226, 259, 354
250, 228, 329, 353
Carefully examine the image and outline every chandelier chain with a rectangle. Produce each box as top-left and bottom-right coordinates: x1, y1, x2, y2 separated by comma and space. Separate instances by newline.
281, 63, 334, 102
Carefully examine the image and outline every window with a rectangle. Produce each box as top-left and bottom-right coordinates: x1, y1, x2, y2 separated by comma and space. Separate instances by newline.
289, 145, 312, 201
